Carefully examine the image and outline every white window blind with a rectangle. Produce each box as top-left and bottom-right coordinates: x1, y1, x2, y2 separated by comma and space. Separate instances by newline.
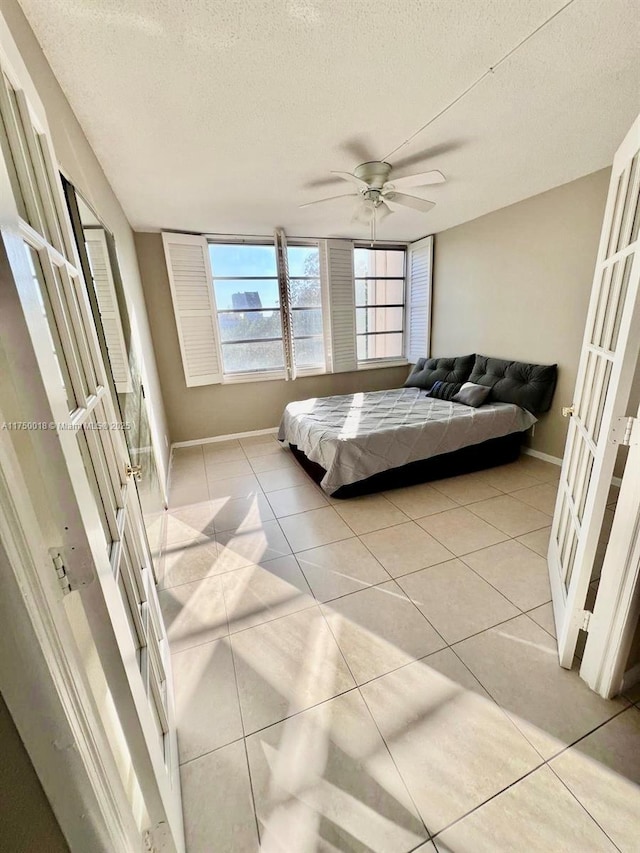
406, 235, 433, 363
83, 228, 132, 393
162, 232, 222, 387
323, 239, 357, 373
275, 228, 296, 380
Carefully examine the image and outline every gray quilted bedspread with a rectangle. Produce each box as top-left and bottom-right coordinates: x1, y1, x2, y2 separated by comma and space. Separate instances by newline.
278, 387, 537, 494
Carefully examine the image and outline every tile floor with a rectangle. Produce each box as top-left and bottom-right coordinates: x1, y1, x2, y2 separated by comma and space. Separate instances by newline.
160, 436, 640, 853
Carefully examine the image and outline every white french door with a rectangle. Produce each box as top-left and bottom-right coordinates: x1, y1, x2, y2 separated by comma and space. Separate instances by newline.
549, 114, 640, 667
579, 399, 640, 697
0, 25, 183, 853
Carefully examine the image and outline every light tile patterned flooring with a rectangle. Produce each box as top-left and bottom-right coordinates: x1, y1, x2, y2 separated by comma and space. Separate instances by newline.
161, 436, 640, 853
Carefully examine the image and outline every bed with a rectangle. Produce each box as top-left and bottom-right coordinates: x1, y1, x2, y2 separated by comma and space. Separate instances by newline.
278, 354, 558, 497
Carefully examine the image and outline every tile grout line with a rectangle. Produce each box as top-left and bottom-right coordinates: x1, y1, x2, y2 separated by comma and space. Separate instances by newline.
217, 574, 263, 846
446, 629, 634, 768
168, 450, 627, 848
314, 597, 434, 845
545, 756, 623, 853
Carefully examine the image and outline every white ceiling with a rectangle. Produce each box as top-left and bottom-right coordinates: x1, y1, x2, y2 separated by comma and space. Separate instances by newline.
19, 0, 640, 241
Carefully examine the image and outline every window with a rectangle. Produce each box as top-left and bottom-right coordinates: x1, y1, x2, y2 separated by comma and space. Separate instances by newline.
209, 242, 285, 375
287, 244, 324, 370
208, 240, 324, 378
354, 246, 406, 362
164, 232, 420, 387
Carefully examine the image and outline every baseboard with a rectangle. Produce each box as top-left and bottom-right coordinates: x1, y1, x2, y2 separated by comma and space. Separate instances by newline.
171, 426, 279, 450
521, 447, 625, 490
522, 447, 563, 466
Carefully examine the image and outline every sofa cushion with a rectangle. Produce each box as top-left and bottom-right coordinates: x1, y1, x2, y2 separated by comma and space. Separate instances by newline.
404, 354, 476, 391
468, 355, 558, 414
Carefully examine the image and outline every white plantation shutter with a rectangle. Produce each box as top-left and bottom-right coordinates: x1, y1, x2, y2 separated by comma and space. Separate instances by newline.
324, 239, 357, 373
162, 232, 222, 387
406, 235, 433, 363
83, 228, 132, 393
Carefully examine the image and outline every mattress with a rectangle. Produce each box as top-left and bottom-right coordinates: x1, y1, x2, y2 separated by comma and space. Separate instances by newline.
278, 387, 537, 494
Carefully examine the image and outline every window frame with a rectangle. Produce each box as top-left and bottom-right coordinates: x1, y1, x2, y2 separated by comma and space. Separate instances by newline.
353, 243, 408, 368
208, 237, 285, 382
285, 238, 327, 378
207, 236, 326, 383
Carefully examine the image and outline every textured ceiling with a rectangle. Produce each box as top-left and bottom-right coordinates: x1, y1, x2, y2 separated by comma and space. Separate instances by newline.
19, 0, 640, 240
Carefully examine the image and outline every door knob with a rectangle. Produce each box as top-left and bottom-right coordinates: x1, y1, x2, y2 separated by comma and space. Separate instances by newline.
562, 405, 575, 418
126, 463, 142, 482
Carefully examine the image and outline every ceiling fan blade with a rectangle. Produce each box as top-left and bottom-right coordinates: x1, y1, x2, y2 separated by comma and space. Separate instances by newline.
299, 193, 357, 209
377, 200, 393, 221
383, 192, 435, 213
330, 171, 369, 191
385, 170, 445, 190
352, 199, 373, 224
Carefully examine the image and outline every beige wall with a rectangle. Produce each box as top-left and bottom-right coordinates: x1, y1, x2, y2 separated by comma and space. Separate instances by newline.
1, 0, 170, 480
0, 692, 69, 852
431, 168, 611, 459
135, 232, 409, 442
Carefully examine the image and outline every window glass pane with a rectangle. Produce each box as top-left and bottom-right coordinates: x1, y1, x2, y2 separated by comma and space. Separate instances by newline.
209, 243, 277, 277
214, 278, 280, 310
294, 337, 324, 368
289, 277, 321, 307
357, 333, 403, 361
356, 307, 404, 334
354, 248, 404, 278
219, 310, 282, 342
292, 308, 323, 337
355, 278, 404, 306
287, 245, 320, 278
221, 340, 285, 373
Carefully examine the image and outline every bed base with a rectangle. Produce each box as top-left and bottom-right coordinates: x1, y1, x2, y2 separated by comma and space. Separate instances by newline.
289, 432, 524, 499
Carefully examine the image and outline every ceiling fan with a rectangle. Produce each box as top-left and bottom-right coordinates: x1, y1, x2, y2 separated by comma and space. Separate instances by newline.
300, 160, 445, 228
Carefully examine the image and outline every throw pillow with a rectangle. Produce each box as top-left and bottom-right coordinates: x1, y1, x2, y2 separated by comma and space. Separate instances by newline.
452, 382, 491, 408
427, 380, 463, 401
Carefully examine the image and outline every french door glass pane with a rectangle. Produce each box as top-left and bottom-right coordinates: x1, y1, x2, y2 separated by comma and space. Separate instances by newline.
356, 306, 404, 334
0, 103, 28, 220
219, 311, 282, 342
6, 84, 51, 243
294, 337, 324, 367
357, 332, 403, 361
24, 245, 75, 412
221, 340, 285, 373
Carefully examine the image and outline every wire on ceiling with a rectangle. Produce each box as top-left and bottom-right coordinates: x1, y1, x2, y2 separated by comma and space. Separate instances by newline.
381, 0, 579, 163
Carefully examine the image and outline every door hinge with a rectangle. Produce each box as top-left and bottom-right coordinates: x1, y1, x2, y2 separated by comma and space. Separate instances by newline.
51, 552, 71, 595
610, 416, 639, 447
581, 610, 592, 632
